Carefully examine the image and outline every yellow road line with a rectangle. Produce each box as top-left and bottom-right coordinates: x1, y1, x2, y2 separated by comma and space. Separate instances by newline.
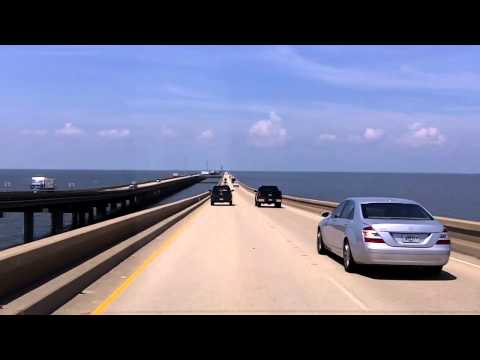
91, 202, 208, 315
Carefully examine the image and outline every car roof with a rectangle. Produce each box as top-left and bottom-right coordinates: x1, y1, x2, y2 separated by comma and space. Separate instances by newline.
346, 197, 419, 205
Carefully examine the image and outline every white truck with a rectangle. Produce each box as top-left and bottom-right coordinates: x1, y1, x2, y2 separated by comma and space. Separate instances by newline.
31, 177, 56, 191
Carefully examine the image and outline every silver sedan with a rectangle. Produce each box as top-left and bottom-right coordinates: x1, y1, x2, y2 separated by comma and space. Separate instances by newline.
317, 197, 450, 274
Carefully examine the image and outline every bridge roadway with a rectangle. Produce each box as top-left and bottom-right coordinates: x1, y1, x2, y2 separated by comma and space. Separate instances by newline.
56, 174, 480, 314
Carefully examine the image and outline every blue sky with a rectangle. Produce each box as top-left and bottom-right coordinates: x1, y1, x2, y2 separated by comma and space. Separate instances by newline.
1, 45, 480, 172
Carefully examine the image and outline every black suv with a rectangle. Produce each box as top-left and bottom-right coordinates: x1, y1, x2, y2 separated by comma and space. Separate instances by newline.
255, 185, 282, 208
211, 185, 233, 206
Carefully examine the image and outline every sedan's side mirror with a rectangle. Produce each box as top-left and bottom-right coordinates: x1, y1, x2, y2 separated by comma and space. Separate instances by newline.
254, 190, 257, 192
321, 212, 330, 218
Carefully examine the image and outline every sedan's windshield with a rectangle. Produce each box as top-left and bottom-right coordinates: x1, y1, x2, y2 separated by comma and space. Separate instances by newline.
361, 203, 433, 220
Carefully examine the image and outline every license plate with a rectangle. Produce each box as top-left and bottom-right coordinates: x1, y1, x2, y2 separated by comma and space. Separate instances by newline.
219, 198, 223, 201
393, 233, 425, 243
403, 235, 420, 243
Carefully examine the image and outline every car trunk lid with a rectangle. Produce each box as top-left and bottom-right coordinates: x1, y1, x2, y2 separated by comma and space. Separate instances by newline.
363, 219, 443, 247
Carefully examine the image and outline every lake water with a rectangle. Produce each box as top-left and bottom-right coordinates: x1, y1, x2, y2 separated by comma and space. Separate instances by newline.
233, 171, 480, 222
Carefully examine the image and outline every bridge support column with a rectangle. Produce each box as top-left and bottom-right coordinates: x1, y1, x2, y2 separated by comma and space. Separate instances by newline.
24, 211, 34, 243
130, 196, 137, 210
51, 210, 64, 235
87, 208, 95, 224
110, 202, 118, 213
71, 212, 79, 228
78, 211, 86, 227
97, 205, 107, 219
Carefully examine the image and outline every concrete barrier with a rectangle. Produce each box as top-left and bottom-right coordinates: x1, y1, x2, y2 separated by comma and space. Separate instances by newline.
0, 192, 210, 301
239, 182, 480, 259
0, 196, 210, 315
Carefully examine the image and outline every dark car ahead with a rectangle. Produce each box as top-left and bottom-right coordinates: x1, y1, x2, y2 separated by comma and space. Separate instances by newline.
255, 185, 282, 208
211, 185, 233, 206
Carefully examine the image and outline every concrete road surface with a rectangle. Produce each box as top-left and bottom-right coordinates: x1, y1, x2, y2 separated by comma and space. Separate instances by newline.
56, 175, 480, 314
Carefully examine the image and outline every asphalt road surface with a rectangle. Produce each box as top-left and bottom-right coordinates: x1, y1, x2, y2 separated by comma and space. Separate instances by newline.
56, 173, 480, 314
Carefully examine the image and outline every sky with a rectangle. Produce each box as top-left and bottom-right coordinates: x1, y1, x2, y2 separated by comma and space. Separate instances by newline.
1, 45, 479, 173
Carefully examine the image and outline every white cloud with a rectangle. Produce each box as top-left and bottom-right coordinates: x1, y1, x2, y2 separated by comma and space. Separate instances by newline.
249, 111, 288, 147
363, 128, 385, 142
97, 128, 131, 139
317, 133, 337, 142
401, 123, 446, 147
198, 129, 214, 142
20, 129, 48, 136
55, 123, 85, 136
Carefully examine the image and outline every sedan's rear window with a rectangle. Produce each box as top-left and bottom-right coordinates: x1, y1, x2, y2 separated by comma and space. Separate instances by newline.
361, 203, 433, 220
213, 186, 230, 192
259, 186, 280, 192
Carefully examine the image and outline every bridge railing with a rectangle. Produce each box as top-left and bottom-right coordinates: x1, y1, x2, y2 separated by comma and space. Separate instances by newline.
239, 182, 480, 259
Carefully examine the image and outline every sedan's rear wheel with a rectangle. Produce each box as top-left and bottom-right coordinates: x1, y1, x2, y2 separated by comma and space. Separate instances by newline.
317, 229, 327, 255
343, 240, 358, 273
424, 265, 443, 276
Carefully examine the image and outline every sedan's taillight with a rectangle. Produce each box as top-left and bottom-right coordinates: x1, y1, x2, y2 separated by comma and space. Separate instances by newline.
436, 226, 450, 245
363, 226, 384, 243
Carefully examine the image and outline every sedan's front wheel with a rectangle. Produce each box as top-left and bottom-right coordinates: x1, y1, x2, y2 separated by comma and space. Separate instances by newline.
343, 240, 358, 273
317, 229, 327, 255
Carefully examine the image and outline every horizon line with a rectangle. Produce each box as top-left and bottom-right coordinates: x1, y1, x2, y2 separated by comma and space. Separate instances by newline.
0, 168, 479, 175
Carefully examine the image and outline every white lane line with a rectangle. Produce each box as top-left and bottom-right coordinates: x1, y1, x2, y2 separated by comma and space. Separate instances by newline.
239, 185, 369, 312
326, 276, 369, 311
451, 257, 480, 270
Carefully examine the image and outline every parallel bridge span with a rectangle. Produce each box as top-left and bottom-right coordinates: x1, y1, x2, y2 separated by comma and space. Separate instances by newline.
0, 174, 210, 243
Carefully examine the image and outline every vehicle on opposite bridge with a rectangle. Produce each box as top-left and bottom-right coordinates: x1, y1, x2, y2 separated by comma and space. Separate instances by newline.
129, 181, 138, 190
211, 185, 233, 206
31, 177, 56, 191
255, 185, 282, 208
317, 197, 451, 274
